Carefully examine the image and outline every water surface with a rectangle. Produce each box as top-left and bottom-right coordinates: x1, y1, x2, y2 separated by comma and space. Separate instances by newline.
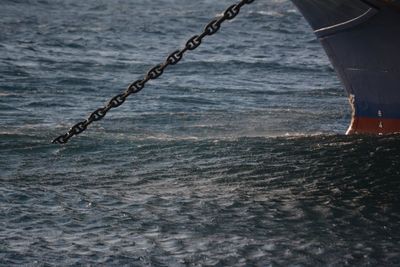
1, 0, 400, 266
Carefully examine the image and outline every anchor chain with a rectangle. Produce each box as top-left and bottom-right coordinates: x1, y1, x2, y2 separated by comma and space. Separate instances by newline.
52, 0, 255, 144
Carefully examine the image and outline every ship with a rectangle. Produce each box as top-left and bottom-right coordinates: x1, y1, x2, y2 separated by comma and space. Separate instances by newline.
291, 0, 400, 135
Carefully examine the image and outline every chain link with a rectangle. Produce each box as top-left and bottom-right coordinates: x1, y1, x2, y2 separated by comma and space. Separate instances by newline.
52, 0, 255, 144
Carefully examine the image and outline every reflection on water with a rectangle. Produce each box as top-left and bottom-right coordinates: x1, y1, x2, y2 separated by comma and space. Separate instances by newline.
1, 135, 400, 265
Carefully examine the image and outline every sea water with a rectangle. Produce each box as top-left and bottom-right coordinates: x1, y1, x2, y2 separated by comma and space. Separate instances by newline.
1, 0, 400, 265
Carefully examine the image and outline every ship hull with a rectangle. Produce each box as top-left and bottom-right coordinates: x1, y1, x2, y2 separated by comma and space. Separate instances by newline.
291, 0, 400, 135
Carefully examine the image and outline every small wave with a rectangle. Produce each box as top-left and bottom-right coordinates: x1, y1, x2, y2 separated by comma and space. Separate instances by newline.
0, 92, 17, 97
249, 10, 284, 17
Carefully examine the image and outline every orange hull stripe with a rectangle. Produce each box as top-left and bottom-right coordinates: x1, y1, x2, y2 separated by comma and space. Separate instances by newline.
347, 117, 400, 135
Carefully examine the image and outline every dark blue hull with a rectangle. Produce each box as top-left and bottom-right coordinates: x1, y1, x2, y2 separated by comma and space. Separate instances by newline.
291, 0, 400, 134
